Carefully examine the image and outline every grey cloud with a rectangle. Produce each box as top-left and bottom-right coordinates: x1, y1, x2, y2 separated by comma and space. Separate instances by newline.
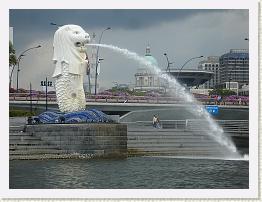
10, 9, 248, 91
10, 9, 246, 31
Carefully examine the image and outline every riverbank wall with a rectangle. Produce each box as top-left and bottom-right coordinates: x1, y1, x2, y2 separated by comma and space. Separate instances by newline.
10, 123, 127, 160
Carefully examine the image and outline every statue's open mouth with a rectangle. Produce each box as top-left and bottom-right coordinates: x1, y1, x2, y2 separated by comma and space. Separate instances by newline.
75, 42, 83, 47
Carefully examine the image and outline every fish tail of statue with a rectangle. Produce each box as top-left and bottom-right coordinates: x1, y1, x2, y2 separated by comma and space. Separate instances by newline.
54, 63, 86, 113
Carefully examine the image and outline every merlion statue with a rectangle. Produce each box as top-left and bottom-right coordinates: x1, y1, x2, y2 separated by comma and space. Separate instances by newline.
52, 24, 90, 112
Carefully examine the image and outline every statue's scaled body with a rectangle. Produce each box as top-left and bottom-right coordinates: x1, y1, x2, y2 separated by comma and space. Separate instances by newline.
52, 25, 90, 112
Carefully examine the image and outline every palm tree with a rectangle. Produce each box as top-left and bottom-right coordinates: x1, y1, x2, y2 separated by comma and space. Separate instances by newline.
9, 41, 17, 89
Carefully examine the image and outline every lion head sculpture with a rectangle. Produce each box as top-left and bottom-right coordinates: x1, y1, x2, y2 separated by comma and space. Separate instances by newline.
52, 24, 90, 77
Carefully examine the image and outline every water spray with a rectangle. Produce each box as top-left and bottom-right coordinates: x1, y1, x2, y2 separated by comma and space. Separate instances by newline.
87, 43, 240, 157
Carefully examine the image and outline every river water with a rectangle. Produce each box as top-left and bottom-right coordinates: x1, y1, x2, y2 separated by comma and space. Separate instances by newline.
9, 156, 248, 189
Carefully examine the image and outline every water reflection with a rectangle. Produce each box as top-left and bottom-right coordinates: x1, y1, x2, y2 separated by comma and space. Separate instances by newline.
10, 157, 248, 189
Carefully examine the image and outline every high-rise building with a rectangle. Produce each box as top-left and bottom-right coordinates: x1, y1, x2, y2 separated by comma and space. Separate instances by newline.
219, 49, 249, 88
198, 56, 220, 89
9, 27, 13, 44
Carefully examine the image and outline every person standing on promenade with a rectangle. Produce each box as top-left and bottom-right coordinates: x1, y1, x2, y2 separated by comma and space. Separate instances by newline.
152, 115, 157, 128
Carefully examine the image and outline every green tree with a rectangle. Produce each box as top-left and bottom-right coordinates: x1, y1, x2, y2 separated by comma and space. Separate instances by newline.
209, 88, 236, 96
9, 41, 17, 89
9, 41, 17, 66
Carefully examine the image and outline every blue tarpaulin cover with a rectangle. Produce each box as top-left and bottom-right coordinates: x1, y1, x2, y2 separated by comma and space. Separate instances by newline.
37, 109, 112, 124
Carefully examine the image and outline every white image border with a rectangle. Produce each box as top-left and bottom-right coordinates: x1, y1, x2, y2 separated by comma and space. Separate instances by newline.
0, 0, 259, 199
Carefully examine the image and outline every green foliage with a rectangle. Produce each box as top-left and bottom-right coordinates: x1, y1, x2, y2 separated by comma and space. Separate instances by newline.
10, 109, 36, 117
132, 91, 146, 96
9, 41, 17, 66
110, 86, 133, 94
110, 86, 120, 92
209, 88, 236, 96
109, 86, 147, 96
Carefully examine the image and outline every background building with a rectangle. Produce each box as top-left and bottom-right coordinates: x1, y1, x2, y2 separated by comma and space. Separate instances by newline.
134, 46, 165, 92
219, 49, 249, 88
164, 68, 214, 88
198, 56, 220, 89
9, 27, 14, 44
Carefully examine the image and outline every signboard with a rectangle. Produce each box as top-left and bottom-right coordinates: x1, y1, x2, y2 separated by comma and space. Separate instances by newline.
205, 105, 219, 115
40, 80, 54, 92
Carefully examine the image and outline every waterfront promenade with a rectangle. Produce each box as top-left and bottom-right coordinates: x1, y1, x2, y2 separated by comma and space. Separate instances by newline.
9, 115, 248, 160
9, 93, 249, 106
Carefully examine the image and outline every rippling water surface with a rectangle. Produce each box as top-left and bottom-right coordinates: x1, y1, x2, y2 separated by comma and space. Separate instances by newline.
9, 157, 248, 189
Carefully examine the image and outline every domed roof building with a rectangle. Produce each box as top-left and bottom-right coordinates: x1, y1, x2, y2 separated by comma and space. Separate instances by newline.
134, 45, 165, 92
144, 45, 158, 66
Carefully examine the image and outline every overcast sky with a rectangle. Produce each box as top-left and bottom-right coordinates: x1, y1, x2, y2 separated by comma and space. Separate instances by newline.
9, 9, 249, 91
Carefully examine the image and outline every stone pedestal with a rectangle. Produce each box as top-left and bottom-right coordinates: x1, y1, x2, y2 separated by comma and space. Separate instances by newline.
26, 123, 127, 158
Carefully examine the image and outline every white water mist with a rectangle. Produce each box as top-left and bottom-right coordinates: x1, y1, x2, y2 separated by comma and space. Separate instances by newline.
87, 43, 239, 157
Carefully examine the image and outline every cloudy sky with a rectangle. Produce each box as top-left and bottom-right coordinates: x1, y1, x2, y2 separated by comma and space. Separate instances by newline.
9, 9, 249, 91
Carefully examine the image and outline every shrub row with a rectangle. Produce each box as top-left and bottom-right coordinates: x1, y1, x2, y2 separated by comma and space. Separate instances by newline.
10, 109, 36, 117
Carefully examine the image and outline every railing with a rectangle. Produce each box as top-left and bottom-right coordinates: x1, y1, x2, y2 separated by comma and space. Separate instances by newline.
9, 93, 57, 102
217, 120, 249, 136
131, 119, 249, 137
9, 93, 249, 106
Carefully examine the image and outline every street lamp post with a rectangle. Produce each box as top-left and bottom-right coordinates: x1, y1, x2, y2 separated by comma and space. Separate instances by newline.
29, 82, 32, 114
16, 54, 25, 92
177, 56, 204, 80
16, 45, 41, 92
163, 53, 174, 73
94, 27, 111, 95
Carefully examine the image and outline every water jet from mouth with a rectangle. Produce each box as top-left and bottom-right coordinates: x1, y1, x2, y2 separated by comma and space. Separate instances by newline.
87, 43, 240, 158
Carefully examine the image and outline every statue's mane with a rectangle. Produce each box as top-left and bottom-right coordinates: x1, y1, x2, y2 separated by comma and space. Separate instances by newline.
52, 25, 87, 77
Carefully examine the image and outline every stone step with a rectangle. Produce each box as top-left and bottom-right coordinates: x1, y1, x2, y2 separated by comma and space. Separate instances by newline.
128, 139, 215, 143
10, 154, 65, 160
127, 146, 226, 151
31, 133, 127, 137
37, 135, 126, 139
128, 135, 213, 140
128, 150, 228, 157
127, 142, 220, 148
127, 136, 215, 141
10, 145, 60, 150
10, 149, 126, 157
128, 132, 208, 137
128, 129, 188, 133
9, 139, 45, 145
9, 126, 26, 132
9, 149, 65, 155
9, 136, 41, 140
9, 132, 32, 136
9, 153, 94, 160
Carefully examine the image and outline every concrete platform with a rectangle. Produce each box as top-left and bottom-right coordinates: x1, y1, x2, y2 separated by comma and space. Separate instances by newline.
9, 121, 127, 160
